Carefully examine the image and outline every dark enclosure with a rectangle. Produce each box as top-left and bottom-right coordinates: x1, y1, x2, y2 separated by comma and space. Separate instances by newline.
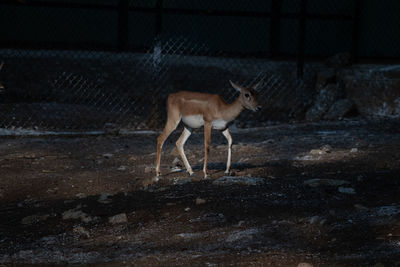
1, 1, 400, 266
1, 0, 399, 132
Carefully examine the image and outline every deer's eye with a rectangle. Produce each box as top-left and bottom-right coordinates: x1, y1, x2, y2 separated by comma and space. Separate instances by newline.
245, 93, 250, 98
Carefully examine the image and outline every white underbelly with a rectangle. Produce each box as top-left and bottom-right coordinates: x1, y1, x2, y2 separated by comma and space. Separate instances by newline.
182, 115, 204, 129
182, 115, 228, 130
212, 119, 228, 130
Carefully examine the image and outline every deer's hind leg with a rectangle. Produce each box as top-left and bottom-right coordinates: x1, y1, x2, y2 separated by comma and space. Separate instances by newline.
176, 127, 194, 176
156, 109, 181, 179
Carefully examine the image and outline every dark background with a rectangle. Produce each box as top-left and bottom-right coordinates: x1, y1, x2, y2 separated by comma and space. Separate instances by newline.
1, 0, 399, 59
0, 0, 399, 132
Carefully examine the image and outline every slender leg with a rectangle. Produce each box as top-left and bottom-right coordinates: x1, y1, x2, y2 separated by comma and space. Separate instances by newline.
222, 128, 233, 175
156, 113, 180, 179
176, 127, 194, 176
203, 122, 212, 179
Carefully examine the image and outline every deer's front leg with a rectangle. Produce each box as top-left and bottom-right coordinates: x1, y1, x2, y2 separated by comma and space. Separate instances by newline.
222, 128, 233, 175
203, 121, 212, 179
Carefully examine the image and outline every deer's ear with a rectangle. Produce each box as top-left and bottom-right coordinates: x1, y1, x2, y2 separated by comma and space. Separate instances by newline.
229, 80, 243, 92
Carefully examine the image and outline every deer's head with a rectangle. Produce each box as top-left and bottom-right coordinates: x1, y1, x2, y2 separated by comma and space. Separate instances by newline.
229, 80, 261, 112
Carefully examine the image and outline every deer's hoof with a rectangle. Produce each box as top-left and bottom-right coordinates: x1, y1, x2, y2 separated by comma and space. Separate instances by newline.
224, 170, 235, 176
203, 175, 211, 180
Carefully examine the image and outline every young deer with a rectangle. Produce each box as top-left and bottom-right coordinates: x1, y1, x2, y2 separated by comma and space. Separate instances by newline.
156, 80, 261, 180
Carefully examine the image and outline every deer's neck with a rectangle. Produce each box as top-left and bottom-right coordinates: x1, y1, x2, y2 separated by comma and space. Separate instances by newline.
223, 97, 244, 122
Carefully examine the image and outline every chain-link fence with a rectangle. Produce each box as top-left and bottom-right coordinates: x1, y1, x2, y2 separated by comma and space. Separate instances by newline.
0, 0, 399, 133
0, 40, 318, 132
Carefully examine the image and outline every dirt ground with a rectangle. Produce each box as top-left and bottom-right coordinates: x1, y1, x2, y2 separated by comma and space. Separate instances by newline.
0, 119, 399, 266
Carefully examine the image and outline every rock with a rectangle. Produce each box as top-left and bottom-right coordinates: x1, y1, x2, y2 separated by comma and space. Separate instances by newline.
73, 226, 90, 238
97, 193, 113, 204
174, 232, 201, 240
306, 84, 343, 121
213, 176, 265, 186
108, 213, 128, 224
117, 165, 126, 171
309, 145, 331, 155
98, 193, 113, 204
350, 148, 358, 153
62, 207, 92, 223
40, 235, 57, 245
377, 205, 400, 216
304, 179, 350, 187
237, 220, 245, 227
323, 98, 356, 120
184, 207, 191, 212
297, 263, 314, 267
102, 153, 113, 159
226, 228, 259, 243
18, 250, 33, 258
170, 166, 182, 173
338, 186, 356, 194
325, 52, 352, 68
23, 153, 36, 159
195, 198, 206, 205
21, 214, 50, 225
173, 177, 192, 185
238, 157, 250, 163
310, 149, 324, 155
75, 193, 86, 199
321, 145, 332, 153
190, 213, 226, 224
172, 157, 182, 167
261, 139, 275, 144
315, 69, 336, 92
309, 216, 320, 224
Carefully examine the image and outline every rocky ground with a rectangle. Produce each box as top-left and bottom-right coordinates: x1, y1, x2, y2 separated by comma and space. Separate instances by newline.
0, 119, 399, 266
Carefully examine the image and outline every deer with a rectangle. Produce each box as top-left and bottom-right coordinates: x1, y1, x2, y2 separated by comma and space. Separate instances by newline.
0, 63, 4, 93
155, 80, 261, 180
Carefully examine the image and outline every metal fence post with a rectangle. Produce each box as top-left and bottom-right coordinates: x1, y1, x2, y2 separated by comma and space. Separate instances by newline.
155, 0, 164, 38
270, 0, 282, 58
297, 0, 307, 78
118, 0, 129, 51
352, 0, 361, 63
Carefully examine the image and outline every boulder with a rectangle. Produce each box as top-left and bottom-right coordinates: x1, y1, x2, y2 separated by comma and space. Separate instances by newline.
306, 84, 342, 121
108, 213, 128, 224
339, 65, 400, 118
315, 69, 336, 92
323, 98, 356, 120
